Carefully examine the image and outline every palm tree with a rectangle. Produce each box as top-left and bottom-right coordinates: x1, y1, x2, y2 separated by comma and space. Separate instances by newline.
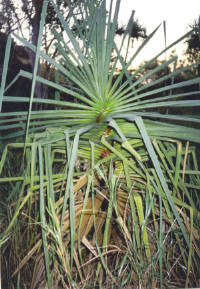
116, 17, 147, 40
186, 16, 200, 75
0, 0, 200, 288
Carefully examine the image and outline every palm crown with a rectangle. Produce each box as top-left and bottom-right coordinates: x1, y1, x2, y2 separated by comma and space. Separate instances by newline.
0, 0, 200, 288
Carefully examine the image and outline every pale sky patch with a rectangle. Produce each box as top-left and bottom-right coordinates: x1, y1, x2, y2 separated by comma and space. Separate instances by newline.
115, 0, 200, 66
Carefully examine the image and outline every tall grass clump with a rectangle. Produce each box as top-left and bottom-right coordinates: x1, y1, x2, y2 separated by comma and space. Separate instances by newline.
0, 0, 200, 288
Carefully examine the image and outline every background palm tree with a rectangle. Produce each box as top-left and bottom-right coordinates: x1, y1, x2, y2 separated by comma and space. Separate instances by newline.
186, 16, 200, 75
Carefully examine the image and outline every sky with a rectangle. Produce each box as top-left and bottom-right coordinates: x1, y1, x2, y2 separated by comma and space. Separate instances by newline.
114, 0, 200, 66
6, 0, 200, 68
